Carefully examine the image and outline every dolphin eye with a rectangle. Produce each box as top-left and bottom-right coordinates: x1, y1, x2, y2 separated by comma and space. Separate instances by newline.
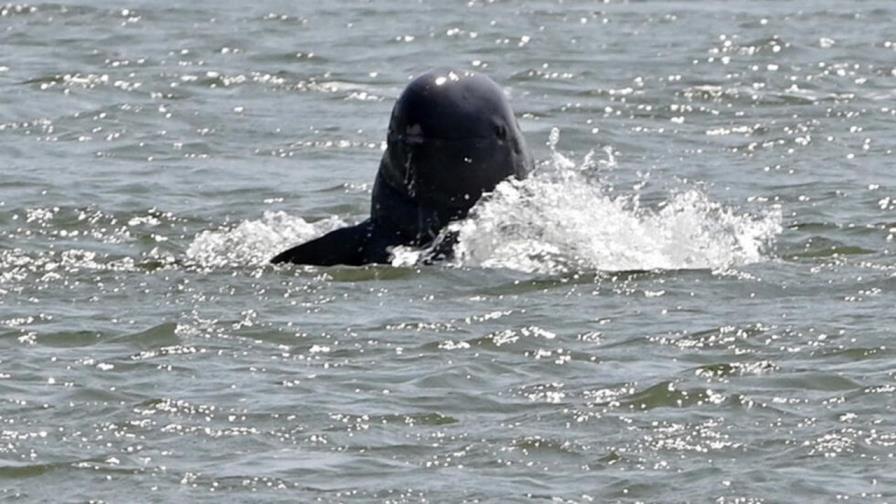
494, 124, 507, 141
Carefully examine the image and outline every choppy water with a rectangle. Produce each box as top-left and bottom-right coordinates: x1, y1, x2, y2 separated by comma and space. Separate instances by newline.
3, 0, 896, 501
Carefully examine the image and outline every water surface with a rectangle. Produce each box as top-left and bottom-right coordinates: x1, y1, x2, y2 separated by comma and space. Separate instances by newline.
2, 1, 896, 501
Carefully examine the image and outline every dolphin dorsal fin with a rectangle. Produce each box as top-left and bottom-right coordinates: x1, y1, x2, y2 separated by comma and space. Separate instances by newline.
271, 221, 374, 266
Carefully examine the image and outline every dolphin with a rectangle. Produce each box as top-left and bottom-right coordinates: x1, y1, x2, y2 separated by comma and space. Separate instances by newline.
271, 69, 532, 266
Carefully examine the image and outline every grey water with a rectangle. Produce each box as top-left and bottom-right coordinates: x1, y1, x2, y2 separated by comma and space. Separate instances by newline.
2, 0, 896, 502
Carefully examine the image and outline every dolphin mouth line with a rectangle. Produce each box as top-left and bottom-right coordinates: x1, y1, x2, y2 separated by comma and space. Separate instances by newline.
389, 133, 498, 144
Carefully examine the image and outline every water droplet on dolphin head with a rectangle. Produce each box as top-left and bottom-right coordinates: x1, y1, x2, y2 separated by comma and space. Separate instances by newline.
435, 71, 462, 86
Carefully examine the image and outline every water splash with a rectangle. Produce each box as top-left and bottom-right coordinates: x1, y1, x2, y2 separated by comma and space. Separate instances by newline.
189, 132, 780, 273
396, 130, 782, 274
444, 180, 781, 273
185, 211, 346, 268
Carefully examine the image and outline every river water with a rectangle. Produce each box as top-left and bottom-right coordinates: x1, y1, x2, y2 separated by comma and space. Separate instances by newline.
2, 0, 896, 502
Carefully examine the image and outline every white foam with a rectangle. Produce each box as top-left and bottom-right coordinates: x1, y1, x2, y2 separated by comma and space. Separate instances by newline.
185, 211, 346, 268
446, 177, 781, 273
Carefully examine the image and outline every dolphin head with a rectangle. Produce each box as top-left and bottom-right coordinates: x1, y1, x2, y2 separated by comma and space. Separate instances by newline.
373, 69, 532, 239
271, 69, 533, 266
